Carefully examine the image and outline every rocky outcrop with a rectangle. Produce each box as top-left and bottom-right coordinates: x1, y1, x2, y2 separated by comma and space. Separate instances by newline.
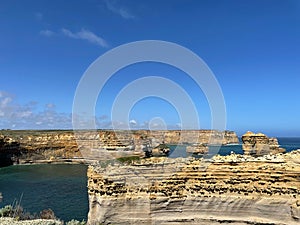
242, 131, 285, 156
0, 130, 238, 166
87, 150, 300, 225
186, 144, 208, 154
151, 144, 170, 157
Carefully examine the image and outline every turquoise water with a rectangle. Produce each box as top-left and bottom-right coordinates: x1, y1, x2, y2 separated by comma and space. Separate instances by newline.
0, 164, 88, 222
0, 138, 299, 222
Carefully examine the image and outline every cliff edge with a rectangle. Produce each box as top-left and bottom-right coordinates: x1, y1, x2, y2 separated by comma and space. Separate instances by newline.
87, 150, 300, 225
0, 130, 238, 166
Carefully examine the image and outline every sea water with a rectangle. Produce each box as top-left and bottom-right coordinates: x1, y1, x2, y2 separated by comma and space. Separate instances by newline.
0, 138, 300, 222
0, 164, 88, 222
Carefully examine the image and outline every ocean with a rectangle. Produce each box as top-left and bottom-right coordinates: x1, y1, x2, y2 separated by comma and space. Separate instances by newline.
0, 164, 88, 222
213, 137, 300, 156
0, 137, 300, 222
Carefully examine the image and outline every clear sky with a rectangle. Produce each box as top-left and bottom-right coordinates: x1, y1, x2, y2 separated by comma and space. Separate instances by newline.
0, 0, 300, 136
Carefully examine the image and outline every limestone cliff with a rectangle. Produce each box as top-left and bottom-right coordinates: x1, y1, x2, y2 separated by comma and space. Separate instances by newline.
0, 130, 238, 166
242, 131, 285, 156
87, 150, 300, 225
0, 130, 80, 166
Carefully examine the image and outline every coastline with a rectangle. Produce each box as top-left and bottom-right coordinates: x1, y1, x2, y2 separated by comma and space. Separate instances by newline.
0, 129, 239, 167
16, 158, 92, 166
10, 145, 300, 167
2, 130, 300, 225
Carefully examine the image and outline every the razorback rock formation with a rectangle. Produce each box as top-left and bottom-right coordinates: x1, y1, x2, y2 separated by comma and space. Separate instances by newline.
87, 150, 300, 225
242, 131, 285, 156
0, 130, 238, 166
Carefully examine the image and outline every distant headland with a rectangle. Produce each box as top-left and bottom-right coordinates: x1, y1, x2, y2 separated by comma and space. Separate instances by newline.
0, 129, 239, 167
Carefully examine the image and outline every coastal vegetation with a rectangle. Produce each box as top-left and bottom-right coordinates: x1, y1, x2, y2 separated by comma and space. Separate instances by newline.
0, 130, 239, 167
1, 130, 300, 224
0, 204, 87, 224
0, 204, 58, 221
116, 155, 141, 164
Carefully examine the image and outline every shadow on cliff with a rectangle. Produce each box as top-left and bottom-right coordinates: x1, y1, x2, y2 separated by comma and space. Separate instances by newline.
0, 137, 23, 167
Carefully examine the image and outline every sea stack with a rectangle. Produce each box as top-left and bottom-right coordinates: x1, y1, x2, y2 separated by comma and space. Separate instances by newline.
242, 131, 285, 156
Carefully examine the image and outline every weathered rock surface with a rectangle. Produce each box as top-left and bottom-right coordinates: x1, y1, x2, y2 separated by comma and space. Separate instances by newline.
151, 144, 170, 157
0, 217, 62, 225
242, 131, 285, 156
87, 150, 300, 225
0, 130, 238, 166
186, 144, 208, 154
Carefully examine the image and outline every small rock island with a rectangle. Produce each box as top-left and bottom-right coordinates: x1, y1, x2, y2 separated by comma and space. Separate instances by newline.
242, 131, 286, 155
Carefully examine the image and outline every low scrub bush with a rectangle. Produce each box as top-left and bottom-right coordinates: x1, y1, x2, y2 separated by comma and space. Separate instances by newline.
116, 156, 140, 164
0, 204, 57, 221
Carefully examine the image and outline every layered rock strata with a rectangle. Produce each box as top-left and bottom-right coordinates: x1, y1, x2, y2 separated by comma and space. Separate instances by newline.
0, 130, 238, 166
242, 131, 285, 156
87, 150, 300, 225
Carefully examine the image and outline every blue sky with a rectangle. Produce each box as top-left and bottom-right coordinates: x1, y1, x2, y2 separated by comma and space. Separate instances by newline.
0, 0, 300, 136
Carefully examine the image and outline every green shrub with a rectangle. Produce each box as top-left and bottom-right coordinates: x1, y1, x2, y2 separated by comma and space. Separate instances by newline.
0, 204, 37, 220
157, 143, 168, 149
0, 204, 59, 221
116, 156, 140, 164
0, 205, 13, 217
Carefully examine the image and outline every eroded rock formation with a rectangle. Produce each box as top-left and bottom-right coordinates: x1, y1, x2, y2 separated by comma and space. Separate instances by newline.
87, 150, 300, 225
0, 130, 238, 166
242, 131, 285, 156
186, 144, 208, 154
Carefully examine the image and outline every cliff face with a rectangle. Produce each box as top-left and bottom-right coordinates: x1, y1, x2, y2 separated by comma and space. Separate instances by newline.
242, 131, 285, 156
0, 134, 23, 166
0, 131, 80, 166
87, 150, 300, 225
0, 130, 238, 166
